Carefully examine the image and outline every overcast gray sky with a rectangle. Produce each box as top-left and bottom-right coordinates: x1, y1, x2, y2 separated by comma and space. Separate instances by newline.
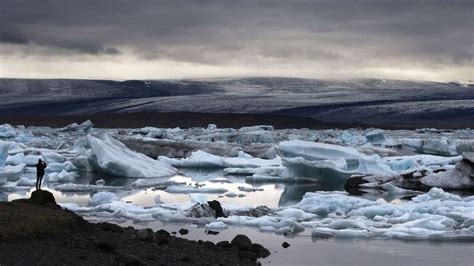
0, 0, 472, 81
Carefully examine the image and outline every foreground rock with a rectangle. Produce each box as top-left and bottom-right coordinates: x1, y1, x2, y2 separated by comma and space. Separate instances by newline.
0, 190, 267, 265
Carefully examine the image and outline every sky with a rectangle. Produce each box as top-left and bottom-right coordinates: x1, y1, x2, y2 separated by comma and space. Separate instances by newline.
0, 0, 473, 82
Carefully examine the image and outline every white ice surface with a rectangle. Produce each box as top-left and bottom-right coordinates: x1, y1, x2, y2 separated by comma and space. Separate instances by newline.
87, 134, 177, 178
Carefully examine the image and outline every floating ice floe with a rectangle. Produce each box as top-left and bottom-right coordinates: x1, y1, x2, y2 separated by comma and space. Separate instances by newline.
2, 163, 26, 181
278, 140, 363, 164
205, 221, 228, 230
159, 150, 281, 169
159, 150, 226, 168
87, 134, 177, 178
60, 187, 474, 240
90, 191, 118, 206
55, 183, 119, 192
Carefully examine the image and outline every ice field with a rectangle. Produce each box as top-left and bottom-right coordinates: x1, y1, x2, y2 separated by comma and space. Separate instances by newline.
1, 121, 474, 243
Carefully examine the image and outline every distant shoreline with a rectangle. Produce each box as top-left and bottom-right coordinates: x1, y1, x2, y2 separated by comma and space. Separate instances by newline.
0, 112, 469, 130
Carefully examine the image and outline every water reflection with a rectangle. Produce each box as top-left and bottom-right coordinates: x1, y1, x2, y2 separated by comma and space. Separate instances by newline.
4, 169, 468, 209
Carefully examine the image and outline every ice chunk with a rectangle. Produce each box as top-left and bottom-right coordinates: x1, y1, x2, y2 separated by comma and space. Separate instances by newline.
55, 183, 118, 192
421, 169, 474, 189
224, 156, 281, 169
189, 193, 208, 205
0, 124, 16, 138
131, 179, 185, 188
233, 130, 274, 144
2, 163, 26, 181
225, 192, 238, 198
58, 120, 94, 132
160, 150, 281, 169
0, 140, 12, 167
42, 152, 66, 163
402, 137, 457, 156
6, 153, 43, 167
382, 182, 422, 195
46, 169, 76, 183
87, 134, 177, 178
5, 153, 25, 166
420, 153, 474, 189
278, 140, 362, 165
282, 156, 354, 183
365, 130, 386, 145
72, 155, 94, 172
16, 177, 36, 186
276, 208, 317, 220
356, 156, 395, 175
139, 127, 170, 139
205, 221, 228, 230
159, 150, 226, 168
90, 192, 118, 206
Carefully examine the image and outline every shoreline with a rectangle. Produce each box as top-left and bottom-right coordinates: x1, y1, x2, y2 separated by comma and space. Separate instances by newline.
0, 190, 268, 265
1, 111, 466, 130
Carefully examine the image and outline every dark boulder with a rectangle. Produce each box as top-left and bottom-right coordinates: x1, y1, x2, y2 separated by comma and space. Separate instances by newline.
136, 228, 155, 242
231, 234, 252, 250
207, 200, 226, 218
251, 243, 271, 258
29, 190, 56, 205
216, 241, 233, 249
238, 251, 258, 260
178, 228, 189, 235
282, 242, 290, 248
156, 229, 170, 238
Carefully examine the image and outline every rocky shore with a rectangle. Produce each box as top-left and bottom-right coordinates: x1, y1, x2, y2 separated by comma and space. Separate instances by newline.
0, 190, 270, 265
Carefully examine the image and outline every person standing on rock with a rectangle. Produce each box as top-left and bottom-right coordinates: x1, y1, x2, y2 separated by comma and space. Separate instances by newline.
35, 159, 47, 190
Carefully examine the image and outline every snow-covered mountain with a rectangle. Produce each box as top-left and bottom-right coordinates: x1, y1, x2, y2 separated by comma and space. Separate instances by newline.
0, 77, 473, 127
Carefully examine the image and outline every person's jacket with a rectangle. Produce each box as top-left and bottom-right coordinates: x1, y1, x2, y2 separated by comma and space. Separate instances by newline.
36, 161, 47, 177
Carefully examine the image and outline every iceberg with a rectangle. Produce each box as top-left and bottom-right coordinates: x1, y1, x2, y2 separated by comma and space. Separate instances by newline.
46, 169, 77, 183
402, 137, 458, 156
87, 134, 177, 178
278, 140, 362, 165
159, 150, 281, 169
90, 191, 118, 206
159, 150, 226, 168
282, 156, 354, 184
365, 129, 386, 145
421, 153, 474, 189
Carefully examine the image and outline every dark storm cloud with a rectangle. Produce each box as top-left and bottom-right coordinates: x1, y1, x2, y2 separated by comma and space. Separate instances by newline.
0, 25, 30, 44
0, 0, 472, 79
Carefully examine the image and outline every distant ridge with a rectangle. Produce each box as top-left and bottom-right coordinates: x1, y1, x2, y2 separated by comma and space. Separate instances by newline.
0, 77, 473, 128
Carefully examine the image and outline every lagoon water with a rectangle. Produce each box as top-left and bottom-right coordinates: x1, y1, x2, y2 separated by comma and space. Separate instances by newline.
3, 169, 473, 265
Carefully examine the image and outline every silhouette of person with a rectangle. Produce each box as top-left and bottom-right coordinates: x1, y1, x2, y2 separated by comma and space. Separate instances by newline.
35, 159, 47, 190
